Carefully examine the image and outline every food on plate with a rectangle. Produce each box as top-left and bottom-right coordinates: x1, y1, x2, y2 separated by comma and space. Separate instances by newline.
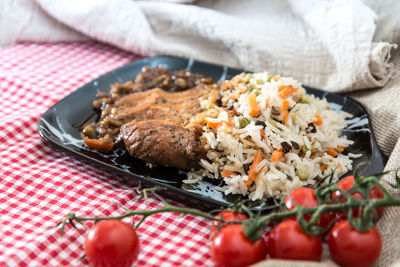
187, 72, 358, 200
82, 67, 358, 200
83, 66, 215, 169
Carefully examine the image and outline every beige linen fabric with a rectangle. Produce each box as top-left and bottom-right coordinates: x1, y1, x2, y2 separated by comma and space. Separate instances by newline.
353, 55, 400, 267
0, 0, 397, 92
353, 6, 400, 265
1, 0, 400, 266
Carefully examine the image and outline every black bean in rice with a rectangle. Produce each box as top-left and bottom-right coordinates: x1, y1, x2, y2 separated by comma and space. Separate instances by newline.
281, 141, 292, 153
290, 141, 300, 150
305, 122, 317, 133
255, 121, 266, 127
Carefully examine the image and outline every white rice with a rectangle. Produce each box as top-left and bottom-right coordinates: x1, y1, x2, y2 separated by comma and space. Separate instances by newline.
186, 72, 356, 201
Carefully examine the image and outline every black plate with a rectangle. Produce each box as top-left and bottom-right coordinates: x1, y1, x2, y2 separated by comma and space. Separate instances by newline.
38, 56, 385, 211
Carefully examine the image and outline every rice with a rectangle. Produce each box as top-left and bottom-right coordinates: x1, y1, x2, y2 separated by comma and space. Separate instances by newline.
186, 72, 355, 201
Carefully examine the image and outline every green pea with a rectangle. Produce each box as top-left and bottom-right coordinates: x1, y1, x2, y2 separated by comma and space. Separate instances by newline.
269, 120, 278, 128
238, 116, 250, 128
266, 75, 273, 82
299, 95, 311, 104
244, 73, 253, 82
302, 144, 314, 154
296, 168, 309, 181
256, 79, 264, 85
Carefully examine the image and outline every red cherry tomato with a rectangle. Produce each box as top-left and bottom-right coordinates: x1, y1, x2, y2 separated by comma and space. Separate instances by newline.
328, 219, 382, 267
210, 211, 248, 237
332, 176, 384, 218
268, 220, 322, 261
84, 220, 140, 267
211, 224, 267, 267
285, 187, 334, 230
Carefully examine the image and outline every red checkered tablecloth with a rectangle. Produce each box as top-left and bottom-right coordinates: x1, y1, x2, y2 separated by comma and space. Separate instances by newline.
0, 42, 212, 266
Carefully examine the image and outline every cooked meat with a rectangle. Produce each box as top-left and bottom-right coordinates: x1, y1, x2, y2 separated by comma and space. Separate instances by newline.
113, 85, 218, 169
89, 68, 215, 142
113, 86, 209, 124
120, 120, 206, 170
82, 66, 219, 170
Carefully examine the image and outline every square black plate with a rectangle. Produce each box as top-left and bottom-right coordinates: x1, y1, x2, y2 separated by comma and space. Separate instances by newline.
38, 56, 385, 211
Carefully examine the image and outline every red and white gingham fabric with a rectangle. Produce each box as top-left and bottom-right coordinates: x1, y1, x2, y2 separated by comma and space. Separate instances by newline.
0, 42, 213, 266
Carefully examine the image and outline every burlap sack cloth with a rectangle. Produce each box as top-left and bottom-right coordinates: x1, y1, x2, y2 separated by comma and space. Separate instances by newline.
2, 0, 400, 266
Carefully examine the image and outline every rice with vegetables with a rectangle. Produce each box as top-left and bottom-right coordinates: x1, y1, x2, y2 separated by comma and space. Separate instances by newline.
185, 72, 360, 201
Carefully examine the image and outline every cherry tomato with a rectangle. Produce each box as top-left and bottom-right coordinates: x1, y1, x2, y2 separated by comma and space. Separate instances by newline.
210, 211, 248, 237
211, 224, 267, 267
328, 219, 382, 267
332, 176, 384, 218
285, 187, 334, 230
84, 220, 140, 267
268, 220, 322, 261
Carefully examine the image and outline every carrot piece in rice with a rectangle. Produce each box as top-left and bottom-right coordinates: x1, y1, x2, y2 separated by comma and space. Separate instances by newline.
260, 129, 265, 140
206, 121, 220, 129
320, 164, 327, 172
327, 147, 339, 157
248, 93, 260, 117
271, 150, 283, 162
281, 99, 290, 125
246, 150, 263, 187
336, 146, 346, 153
205, 116, 233, 129
221, 169, 237, 178
278, 85, 299, 99
314, 114, 323, 126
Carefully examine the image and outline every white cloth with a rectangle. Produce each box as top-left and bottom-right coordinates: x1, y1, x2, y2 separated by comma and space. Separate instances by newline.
0, 0, 397, 92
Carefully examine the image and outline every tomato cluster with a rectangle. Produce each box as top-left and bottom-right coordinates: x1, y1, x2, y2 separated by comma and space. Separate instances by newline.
210, 176, 384, 267
81, 176, 384, 267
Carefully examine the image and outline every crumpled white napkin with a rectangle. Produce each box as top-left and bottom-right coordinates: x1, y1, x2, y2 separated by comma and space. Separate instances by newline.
0, 0, 396, 92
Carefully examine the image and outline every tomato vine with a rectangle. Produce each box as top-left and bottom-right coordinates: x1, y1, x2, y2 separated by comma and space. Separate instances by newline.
57, 164, 400, 243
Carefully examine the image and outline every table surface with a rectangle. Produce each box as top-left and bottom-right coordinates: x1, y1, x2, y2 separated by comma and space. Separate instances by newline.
0, 42, 213, 266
